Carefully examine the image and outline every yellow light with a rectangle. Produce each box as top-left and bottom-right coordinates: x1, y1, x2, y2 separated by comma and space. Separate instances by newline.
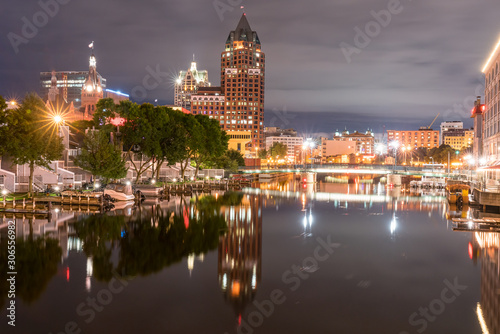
482, 36, 500, 73
54, 115, 62, 124
10, 101, 16, 106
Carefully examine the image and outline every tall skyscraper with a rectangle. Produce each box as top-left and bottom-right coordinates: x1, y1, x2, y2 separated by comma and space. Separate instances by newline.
221, 14, 265, 149
174, 58, 210, 111
190, 14, 265, 152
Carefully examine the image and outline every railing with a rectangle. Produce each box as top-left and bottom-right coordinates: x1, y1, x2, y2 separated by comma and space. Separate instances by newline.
33, 175, 46, 191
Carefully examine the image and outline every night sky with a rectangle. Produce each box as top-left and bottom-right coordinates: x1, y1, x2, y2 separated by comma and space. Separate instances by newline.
1, 0, 500, 136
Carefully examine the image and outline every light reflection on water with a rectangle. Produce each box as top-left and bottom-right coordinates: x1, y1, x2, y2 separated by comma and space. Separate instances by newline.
0, 178, 498, 334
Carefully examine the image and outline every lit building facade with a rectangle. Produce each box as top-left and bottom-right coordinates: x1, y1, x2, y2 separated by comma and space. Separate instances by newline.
80, 53, 104, 120
220, 14, 265, 149
228, 130, 252, 155
174, 59, 210, 111
191, 14, 265, 150
387, 128, 439, 149
440, 121, 463, 144
482, 38, 500, 163
40, 70, 106, 109
443, 129, 474, 151
265, 135, 303, 158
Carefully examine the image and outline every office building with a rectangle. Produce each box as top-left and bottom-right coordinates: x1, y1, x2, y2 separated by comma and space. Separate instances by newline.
265, 135, 303, 158
192, 14, 265, 150
481, 38, 500, 163
174, 59, 210, 111
387, 128, 439, 149
443, 128, 474, 151
440, 121, 463, 144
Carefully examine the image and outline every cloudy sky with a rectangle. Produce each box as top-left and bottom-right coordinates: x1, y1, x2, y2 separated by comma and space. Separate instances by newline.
1, 0, 499, 135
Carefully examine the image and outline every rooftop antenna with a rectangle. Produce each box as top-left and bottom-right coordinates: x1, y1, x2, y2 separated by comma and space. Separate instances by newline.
88, 41, 94, 52
241, 5, 245, 14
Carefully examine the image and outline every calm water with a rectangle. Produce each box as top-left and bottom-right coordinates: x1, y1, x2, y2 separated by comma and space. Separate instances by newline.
1, 179, 498, 334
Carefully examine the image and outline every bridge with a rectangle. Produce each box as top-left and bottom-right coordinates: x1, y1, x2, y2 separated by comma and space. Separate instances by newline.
239, 164, 473, 178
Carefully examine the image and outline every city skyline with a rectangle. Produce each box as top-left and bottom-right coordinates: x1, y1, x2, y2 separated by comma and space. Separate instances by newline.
2, 0, 500, 133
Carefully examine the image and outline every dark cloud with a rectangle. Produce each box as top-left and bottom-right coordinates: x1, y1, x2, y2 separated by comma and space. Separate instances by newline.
0, 0, 497, 132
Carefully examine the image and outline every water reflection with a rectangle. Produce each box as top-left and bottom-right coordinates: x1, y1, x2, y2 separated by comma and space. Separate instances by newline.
218, 195, 262, 321
0, 234, 62, 309
470, 232, 500, 333
0, 193, 242, 305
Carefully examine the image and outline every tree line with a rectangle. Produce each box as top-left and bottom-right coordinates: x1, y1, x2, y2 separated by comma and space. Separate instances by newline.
0, 94, 247, 194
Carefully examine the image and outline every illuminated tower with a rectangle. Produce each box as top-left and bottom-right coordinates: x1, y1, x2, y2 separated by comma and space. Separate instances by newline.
174, 57, 210, 111
221, 14, 265, 149
218, 195, 262, 319
81, 51, 103, 120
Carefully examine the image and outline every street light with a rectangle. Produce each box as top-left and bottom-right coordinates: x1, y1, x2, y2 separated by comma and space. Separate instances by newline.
54, 115, 62, 124
303, 139, 315, 170
389, 141, 400, 170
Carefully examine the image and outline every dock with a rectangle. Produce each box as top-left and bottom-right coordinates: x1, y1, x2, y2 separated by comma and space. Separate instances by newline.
451, 218, 500, 233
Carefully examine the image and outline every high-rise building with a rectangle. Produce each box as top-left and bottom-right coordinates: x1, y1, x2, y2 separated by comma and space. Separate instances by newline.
482, 38, 500, 163
220, 14, 265, 149
440, 121, 463, 144
174, 58, 210, 111
191, 14, 265, 150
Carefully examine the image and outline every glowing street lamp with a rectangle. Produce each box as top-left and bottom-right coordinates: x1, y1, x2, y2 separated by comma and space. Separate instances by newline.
53, 115, 63, 124
389, 141, 400, 169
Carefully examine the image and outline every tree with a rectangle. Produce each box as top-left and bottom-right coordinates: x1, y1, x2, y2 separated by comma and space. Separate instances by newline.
0, 96, 8, 156
268, 142, 287, 158
74, 130, 127, 181
258, 148, 267, 159
191, 115, 229, 178
2, 93, 64, 196
215, 149, 246, 172
176, 114, 203, 180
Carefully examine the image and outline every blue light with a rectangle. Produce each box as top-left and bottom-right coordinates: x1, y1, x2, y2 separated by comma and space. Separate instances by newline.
106, 89, 129, 98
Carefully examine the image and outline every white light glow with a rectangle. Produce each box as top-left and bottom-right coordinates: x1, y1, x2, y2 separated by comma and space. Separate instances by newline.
482, 36, 500, 73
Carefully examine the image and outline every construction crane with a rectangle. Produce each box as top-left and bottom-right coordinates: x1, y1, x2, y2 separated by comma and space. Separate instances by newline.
428, 113, 440, 129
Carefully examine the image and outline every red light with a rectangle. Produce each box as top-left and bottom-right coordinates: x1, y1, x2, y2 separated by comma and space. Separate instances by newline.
481, 105, 486, 111
110, 117, 126, 126
468, 242, 473, 259
303, 178, 307, 182
66, 267, 70, 282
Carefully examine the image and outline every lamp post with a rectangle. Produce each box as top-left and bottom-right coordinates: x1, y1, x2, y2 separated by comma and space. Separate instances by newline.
303, 139, 315, 170
389, 141, 400, 171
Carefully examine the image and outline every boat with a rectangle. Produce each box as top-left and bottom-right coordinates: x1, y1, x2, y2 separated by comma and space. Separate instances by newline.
410, 176, 446, 190
103, 183, 135, 201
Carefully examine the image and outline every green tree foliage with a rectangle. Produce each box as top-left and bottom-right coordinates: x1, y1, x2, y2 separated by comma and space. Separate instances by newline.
258, 148, 268, 159
268, 142, 287, 158
74, 130, 127, 181
1, 93, 64, 196
94, 100, 190, 182
191, 115, 229, 178
0, 96, 8, 156
215, 149, 246, 172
